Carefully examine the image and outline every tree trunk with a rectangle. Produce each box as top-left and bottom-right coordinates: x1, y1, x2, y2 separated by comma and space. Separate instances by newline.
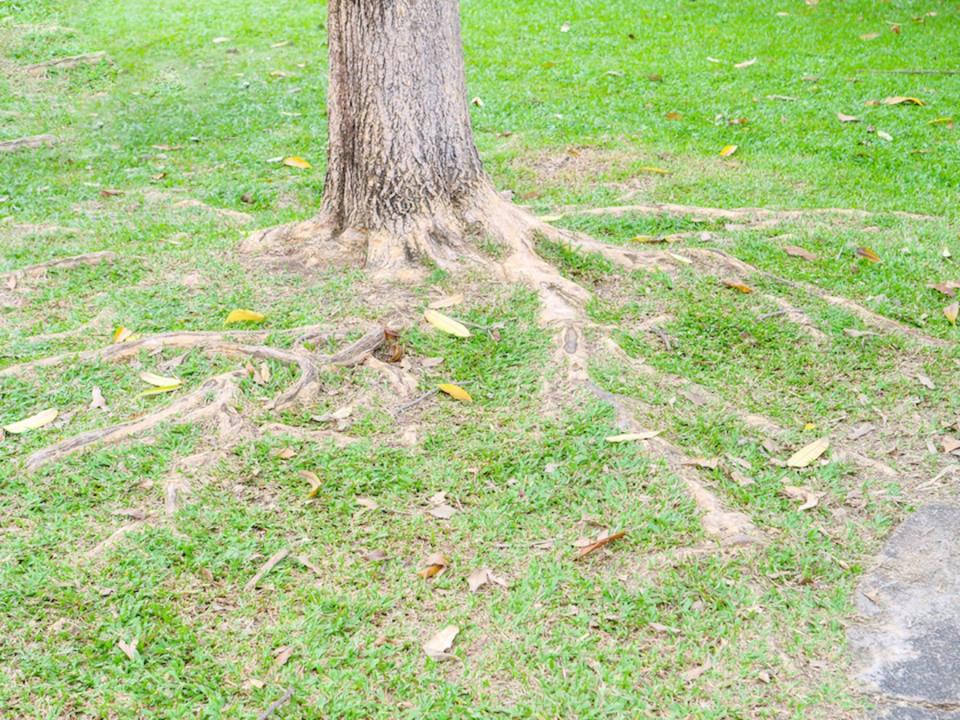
320, 0, 498, 271
243, 0, 589, 322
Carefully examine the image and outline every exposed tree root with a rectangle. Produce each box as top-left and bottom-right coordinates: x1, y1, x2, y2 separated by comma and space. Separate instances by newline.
759, 294, 827, 341
27, 371, 245, 472
541, 203, 940, 226
24, 51, 108, 76
18, 326, 387, 471
585, 380, 763, 546
1, 251, 117, 288
0, 134, 56, 153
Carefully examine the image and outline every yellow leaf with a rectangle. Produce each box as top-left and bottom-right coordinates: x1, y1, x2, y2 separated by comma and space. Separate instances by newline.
225, 309, 266, 325
803, 422, 816, 430
722, 279, 754, 293
786, 437, 830, 468
929, 117, 954, 126
719, 144, 738, 157
299, 470, 322, 498
113, 326, 135, 343
3, 408, 58, 434
606, 431, 660, 442
282, 156, 311, 169
139, 371, 183, 388
881, 96, 925, 106
856, 246, 882, 263
945, 302, 959, 326
139, 385, 181, 397
439, 383, 473, 403
638, 166, 671, 175
423, 309, 471, 338
630, 235, 666, 244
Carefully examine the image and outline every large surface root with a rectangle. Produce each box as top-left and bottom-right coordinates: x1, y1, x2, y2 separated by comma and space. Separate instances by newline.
18, 326, 387, 471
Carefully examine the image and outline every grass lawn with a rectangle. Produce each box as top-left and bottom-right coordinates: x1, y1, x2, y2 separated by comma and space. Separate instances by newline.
1, 0, 958, 718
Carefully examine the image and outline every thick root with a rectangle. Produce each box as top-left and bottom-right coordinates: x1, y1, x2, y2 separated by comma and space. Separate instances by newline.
24, 51, 108, 76
585, 380, 763, 546
27, 371, 245, 472
18, 327, 387, 471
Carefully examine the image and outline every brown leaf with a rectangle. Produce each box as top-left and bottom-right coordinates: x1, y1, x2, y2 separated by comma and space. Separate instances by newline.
362, 549, 388, 562
423, 625, 459, 660
837, 113, 860, 123
944, 302, 959, 326
272, 646, 294, 671
916, 373, 936, 390
784, 245, 818, 261
418, 553, 448, 579
298, 470, 322, 498
575, 530, 627, 560
420, 357, 445, 368
665, 111, 683, 121
272, 447, 296, 460
856, 246, 882, 263
942, 437, 960, 454
880, 96, 925, 106
721, 279, 754, 294
783, 485, 824, 511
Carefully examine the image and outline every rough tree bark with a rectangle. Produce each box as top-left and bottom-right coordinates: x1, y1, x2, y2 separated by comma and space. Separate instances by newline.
242, 0, 587, 322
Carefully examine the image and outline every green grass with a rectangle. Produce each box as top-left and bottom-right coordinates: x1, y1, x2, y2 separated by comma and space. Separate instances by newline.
1, 0, 958, 718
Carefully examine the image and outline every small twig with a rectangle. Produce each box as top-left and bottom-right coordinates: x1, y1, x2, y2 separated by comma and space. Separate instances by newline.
244, 548, 290, 592
393, 389, 439, 417
756, 309, 788, 321
257, 687, 293, 720
294, 554, 323, 577
575, 530, 628, 560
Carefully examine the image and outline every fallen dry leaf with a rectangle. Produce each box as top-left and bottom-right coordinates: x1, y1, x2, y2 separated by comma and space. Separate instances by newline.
118, 637, 138, 661
942, 437, 960, 455
272, 447, 297, 460
423, 625, 459, 660
784, 245, 818, 261
418, 553, 448, 579
420, 357, 445, 368
272, 646, 294, 670
734, 57, 757, 69
575, 530, 627, 560
722, 279, 754, 293
860, 32, 880, 40
638, 166, 671, 175
876, 129, 893, 142
113, 326, 135, 343
298, 470, 322, 498
856, 246, 882, 263
786, 437, 830, 468
881, 96, 925, 106
356, 496, 379, 511
944, 302, 959, 326
837, 113, 860, 123
423, 309, 471, 338
719, 144, 738, 158
916, 373, 936, 390
311, 404, 353, 423
438, 383, 472, 403
282, 156, 311, 169
362, 549, 388, 562
783, 485, 824, 511
139, 371, 182, 389
224, 309, 265, 324
3, 408, 58, 434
